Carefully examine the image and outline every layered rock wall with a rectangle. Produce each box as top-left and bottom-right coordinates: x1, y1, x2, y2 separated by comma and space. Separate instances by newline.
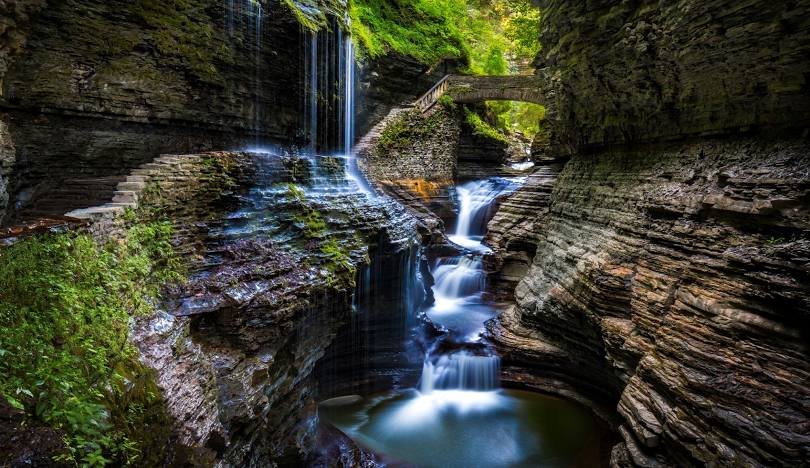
536, 0, 810, 156
0, 0, 318, 224
489, 1, 810, 466
493, 138, 809, 466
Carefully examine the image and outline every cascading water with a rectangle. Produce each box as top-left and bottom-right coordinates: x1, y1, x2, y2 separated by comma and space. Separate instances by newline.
308, 31, 318, 158
418, 177, 521, 391
341, 36, 373, 195
320, 176, 602, 468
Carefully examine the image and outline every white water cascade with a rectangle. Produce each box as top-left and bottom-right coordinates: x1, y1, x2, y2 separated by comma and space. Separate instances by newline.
341, 36, 373, 195
448, 179, 520, 252
420, 353, 500, 393
414, 177, 523, 398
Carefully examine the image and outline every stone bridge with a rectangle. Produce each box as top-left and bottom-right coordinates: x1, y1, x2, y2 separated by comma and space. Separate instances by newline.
414, 74, 546, 111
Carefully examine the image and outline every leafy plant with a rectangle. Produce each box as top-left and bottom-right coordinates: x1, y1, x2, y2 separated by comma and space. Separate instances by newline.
0, 220, 183, 465
349, 0, 540, 76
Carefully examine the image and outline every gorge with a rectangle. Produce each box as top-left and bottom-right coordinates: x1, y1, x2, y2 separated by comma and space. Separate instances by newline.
1, 1, 808, 467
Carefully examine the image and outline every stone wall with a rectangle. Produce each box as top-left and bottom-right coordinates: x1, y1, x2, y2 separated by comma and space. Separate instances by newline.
535, 0, 810, 156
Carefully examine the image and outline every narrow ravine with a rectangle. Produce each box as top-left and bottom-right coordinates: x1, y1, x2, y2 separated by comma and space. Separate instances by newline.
320, 177, 606, 467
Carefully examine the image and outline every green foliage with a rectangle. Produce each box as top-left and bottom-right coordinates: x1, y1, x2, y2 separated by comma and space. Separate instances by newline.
349, 0, 540, 76
437, 94, 457, 110
486, 101, 546, 137
130, 0, 233, 81
0, 221, 183, 466
464, 106, 508, 144
349, 0, 468, 65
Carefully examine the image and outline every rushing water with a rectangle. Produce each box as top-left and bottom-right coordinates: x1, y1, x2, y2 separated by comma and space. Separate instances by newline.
319, 176, 606, 466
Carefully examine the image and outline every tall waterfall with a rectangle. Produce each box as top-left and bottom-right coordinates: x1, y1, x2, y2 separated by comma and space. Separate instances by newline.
309, 31, 318, 157
342, 36, 373, 195
225, 0, 265, 144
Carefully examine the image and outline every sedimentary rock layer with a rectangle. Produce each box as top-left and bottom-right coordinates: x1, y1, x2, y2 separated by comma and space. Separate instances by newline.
491, 137, 810, 466
535, 0, 810, 155
119, 151, 422, 465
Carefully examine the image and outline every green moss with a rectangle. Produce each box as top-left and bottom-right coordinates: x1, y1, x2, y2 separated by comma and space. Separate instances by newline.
129, 0, 234, 82
320, 237, 356, 286
0, 219, 184, 466
377, 108, 451, 151
464, 106, 509, 144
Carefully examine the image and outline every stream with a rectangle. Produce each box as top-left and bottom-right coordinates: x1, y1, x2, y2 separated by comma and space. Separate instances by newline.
320, 178, 604, 467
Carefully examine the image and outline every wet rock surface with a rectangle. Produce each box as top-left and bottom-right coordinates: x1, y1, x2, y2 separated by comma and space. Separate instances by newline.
123, 151, 423, 465
489, 138, 810, 466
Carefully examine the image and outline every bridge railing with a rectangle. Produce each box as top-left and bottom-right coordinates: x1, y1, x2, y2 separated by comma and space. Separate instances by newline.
414, 74, 451, 112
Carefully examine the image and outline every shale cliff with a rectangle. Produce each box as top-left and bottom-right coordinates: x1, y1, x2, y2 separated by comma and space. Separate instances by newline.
488, 1, 810, 466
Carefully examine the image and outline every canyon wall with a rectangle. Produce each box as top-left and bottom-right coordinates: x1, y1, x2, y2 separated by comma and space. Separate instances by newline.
490, 0, 810, 466
536, 0, 810, 156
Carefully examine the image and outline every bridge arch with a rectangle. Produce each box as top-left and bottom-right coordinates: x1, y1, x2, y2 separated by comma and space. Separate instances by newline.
414, 74, 546, 111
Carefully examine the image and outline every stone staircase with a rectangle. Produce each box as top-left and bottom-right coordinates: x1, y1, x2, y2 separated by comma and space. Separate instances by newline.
64, 155, 198, 220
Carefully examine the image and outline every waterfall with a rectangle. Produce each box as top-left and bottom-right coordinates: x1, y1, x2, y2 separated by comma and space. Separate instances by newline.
343, 36, 355, 156
432, 257, 485, 299
309, 31, 319, 157
448, 178, 522, 251
224, 0, 265, 146
415, 177, 525, 393
420, 353, 500, 393
252, 0, 263, 144
341, 36, 373, 195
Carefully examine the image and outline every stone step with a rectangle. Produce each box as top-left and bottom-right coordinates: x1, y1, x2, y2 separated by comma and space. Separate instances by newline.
117, 181, 147, 191
112, 191, 138, 204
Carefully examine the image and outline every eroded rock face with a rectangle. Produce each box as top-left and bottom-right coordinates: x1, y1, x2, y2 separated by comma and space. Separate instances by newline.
125, 151, 423, 465
0, 117, 13, 222
490, 138, 810, 466
535, 0, 810, 155
485, 2, 810, 465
